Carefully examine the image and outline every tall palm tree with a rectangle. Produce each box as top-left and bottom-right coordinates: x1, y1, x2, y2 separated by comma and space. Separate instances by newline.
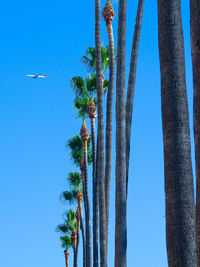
115, 0, 127, 266
158, 0, 196, 266
80, 122, 91, 267
57, 210, 77, 267
95, 0, 107, 266
125, 0, 144, 196
190, 1, 200, 265
61, 171, 86, 267
87, 98, 99, 267
102, 2, 115, 254
60, 235, 72, 267
75, 208, 80, 267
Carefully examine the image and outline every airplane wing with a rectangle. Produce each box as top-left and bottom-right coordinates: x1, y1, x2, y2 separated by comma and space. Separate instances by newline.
25, 75, 35, 77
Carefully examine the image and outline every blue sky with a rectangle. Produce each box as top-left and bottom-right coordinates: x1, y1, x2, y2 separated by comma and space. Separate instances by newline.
0, 0, 194, 266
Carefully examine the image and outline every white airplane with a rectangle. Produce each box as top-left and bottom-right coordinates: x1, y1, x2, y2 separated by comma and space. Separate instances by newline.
25, 73, 48, 79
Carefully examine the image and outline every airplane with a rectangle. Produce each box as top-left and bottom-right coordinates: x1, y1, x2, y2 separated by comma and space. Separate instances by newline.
25, 73, 48, 79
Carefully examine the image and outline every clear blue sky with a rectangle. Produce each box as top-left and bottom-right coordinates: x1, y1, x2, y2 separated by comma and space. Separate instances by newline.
0, 0, 194, 266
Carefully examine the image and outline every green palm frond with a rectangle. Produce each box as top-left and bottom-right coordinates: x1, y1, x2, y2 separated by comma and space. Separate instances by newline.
60, 235, 72, 249
74, 96, 90, 120
56, 224, 70, 234
68, 172, 82, 189
60, 190, 76, 205
67, 135, 93, 166
71, 76, 88, 97
81, 46, 110, 73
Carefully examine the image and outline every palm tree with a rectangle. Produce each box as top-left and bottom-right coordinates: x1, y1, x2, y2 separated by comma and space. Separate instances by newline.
87, 98, 99, 267
60, 235, 72, 267
75, 208, 81, 267
115, 0, 127, 266
80, 122, 91, 267
125, 0, 144, 196
95, 0, 107, 266
102, 2, 116, 254
57, 210, 77, 267
61, 171, 86, 267
190, 1, 200, 265
158, 0, 196, 266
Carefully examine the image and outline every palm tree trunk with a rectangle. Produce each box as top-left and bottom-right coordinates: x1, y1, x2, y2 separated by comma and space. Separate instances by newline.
80, 210, 86, 267
75, 218, 80, 267
73, 248, 76, 267
125, 0, 144, 197
115, 0, 127, 266
103, 2, 115, 256
91, 117, 99, 267
64, 250, 69, 267
190, 1, 200, 265
80, 122, 92, 267
95, 0, 107, 267
158, 0, 196, 266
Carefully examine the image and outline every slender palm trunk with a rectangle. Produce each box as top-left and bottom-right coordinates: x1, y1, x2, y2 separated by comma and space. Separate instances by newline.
78, 191, 86, 267
81, 123, 91, 267
72, 229, 77, 267
158, 0, 196, 266
190, 1, 200, 265
80, 210, 86, 267
64, 250, 69, 267
95, 0, 107, 267
75, 211, 80, 267
91, 117, 99, 267
115, 0, 127, 266
73, 248, 76, 267
125, 0, 144, 197
80, 159, 87, 267
103, 2, 115, 256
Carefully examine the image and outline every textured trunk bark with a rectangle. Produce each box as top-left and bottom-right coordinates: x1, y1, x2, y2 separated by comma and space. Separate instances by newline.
73, 248, 76, 267
81, 170, 88, 267
75, 222, 80, 267
95, 0, 107, 266
115, 0, 127, 266
80, 210, 86, 267
83, 141, 92, 267
125, 0, 144, 197
64, 250, 69, 267
190, 1, 200, 266
158, 0, 196, 266
91, 117, 99, 267
105, 20, 115, 256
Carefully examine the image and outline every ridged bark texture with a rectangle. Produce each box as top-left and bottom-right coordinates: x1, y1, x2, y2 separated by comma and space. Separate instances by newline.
91, 117, 99, 267
80, 209, 86, 267
81, 172, 88, 267
190, 1, 200, 266
158, 0, 196, 266
125, 0, 144, 197
115, 0, 127, 266
95, 0, 107, 266
75, 222, 80, 267
105, 21, 115, 247
83, 141, 92, 267
64, 250, 69, 267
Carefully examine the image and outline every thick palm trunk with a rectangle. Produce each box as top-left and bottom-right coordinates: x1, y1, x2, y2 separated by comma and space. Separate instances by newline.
75, 210, 80, 267
115, 0, 127, 266
190, 1, 200, 265
81, 123, 92, 267
103, 2, 115, 254
95, 0, 107, 267
64, 250, 69, 267
158, 0, 196, 266
125, 0, 144, 197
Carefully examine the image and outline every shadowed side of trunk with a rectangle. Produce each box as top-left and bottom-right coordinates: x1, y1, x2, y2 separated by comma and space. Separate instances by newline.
115, 0, 127, 266
158, 0, 196, 266
125, 0, 144, 197
102, 2, 115, 258
95, 0, 107, 266
190, 0, 200, 265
